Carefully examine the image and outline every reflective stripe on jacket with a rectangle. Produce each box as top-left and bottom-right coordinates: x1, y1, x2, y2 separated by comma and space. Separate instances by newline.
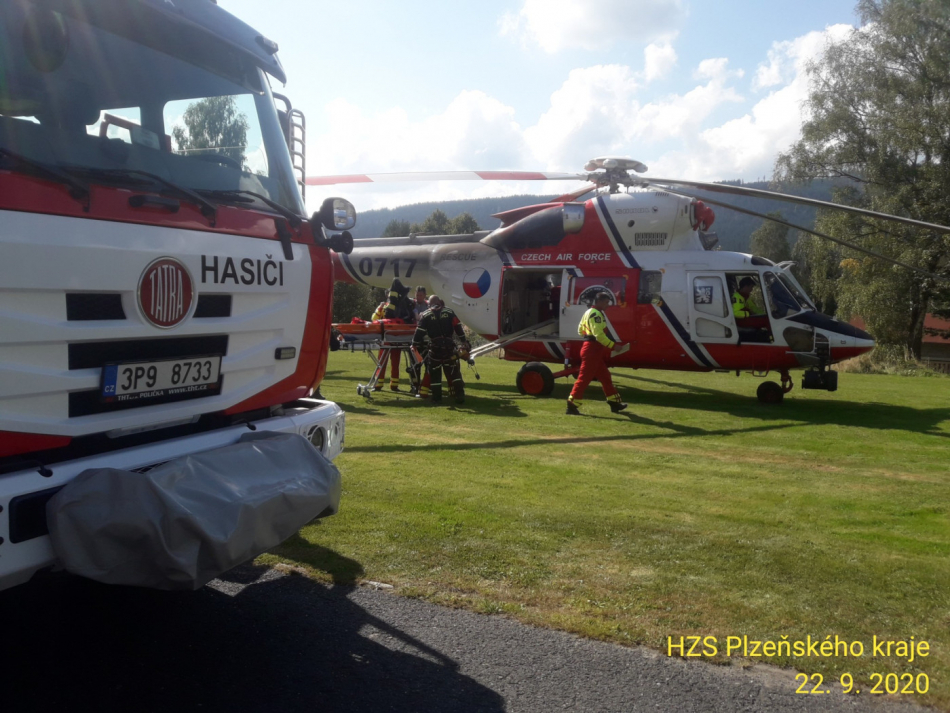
578, 307, 615, 348
732, 291, 752, 319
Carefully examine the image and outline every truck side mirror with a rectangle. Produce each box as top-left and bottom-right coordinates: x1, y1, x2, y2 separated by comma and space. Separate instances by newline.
314, 197, 356, 232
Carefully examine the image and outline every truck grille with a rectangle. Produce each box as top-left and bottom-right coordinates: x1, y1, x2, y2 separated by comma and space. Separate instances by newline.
64, 294, 232, 322
66, 293, 125, 321
192, 294, 232, 318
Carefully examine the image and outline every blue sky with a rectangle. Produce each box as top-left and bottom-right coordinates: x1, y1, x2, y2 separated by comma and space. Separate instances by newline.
219, 0, 861, 212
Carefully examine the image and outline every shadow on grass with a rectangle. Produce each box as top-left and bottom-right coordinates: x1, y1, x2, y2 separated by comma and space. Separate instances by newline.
0, 561, 504, 713
335, 392, 529, 419
273, 532, 365, 584
621, 374, 950, 437
344, 420, 794, 454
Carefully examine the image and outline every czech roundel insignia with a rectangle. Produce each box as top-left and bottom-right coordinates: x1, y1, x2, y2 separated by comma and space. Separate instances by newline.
463, 268, 491, 298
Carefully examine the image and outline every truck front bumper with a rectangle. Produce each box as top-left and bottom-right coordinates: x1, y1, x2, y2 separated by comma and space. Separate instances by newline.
0, 399, 344, 591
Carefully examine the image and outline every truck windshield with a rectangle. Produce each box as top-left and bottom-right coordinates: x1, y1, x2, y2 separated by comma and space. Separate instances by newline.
0, 3, 304, 215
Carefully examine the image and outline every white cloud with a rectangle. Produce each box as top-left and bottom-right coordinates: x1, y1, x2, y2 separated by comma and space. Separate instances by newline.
307, 25, 857, 211
643, 41, 677, 82
752, 24, 854, 91
312, 90, 528, 175
524, 65, 642, 170
500, 0, 686, 53
652, 24, 855, 182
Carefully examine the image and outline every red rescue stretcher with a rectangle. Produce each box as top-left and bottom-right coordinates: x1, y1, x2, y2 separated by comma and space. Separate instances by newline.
333, 321, 423, 397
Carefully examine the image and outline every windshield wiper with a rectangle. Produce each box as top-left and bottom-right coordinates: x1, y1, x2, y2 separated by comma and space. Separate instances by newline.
198, 189, 301, 228
198, 189, 302, 261
70, 167, 218, 225
0, 148, 90, 209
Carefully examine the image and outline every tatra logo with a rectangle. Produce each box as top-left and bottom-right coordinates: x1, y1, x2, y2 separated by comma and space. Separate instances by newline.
138, 257, 194, 329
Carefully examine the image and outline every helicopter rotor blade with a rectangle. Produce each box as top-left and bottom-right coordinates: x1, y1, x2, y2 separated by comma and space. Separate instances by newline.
305, 170, 589, 186
644, 178, 950, 236
653, 185, 948, 282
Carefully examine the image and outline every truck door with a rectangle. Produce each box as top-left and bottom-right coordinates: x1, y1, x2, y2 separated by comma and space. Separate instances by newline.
686, 273, 737, 344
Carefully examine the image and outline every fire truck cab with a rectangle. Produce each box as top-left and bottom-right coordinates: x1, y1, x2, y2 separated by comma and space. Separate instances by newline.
0, 0, 350, 590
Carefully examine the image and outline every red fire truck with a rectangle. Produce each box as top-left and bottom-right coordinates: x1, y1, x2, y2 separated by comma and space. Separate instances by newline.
0, 0, 353, 590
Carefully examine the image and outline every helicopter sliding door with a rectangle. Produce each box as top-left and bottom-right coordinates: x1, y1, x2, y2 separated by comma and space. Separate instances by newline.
559, 270, 635, 343
686, 273, 737, 344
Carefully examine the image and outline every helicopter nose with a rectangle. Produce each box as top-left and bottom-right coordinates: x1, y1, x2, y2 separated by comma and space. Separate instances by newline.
828, 324, 875, 361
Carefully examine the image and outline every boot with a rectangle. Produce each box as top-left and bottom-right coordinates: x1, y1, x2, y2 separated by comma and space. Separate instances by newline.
609, 400, 628, 413
453, 382, 465, 404
431, 384, 443, 404
566, 400, 580, 416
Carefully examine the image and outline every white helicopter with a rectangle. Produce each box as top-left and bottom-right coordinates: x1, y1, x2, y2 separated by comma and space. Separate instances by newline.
309, 158, 949, 403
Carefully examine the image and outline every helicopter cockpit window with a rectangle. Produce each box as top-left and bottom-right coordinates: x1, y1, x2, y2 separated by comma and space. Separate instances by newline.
764, 272, 801, 319
778, 272, 815, 311
638, 271, 663, 304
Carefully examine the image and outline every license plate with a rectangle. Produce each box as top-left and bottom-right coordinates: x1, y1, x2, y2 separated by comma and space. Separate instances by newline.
101, 356, 222, 403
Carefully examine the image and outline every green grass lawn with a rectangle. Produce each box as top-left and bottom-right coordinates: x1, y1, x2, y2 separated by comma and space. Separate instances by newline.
261, 352, 950, 708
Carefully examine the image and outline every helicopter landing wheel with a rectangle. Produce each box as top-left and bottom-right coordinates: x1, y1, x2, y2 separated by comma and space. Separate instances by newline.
757, 380, 784, 404
516, 362, 555, 396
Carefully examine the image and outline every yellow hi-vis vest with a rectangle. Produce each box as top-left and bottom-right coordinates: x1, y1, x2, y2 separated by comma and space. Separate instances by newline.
732, 291, 760, 319
578, 307, 615, 348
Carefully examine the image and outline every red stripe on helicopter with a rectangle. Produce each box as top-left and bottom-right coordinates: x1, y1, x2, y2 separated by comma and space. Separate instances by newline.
475, 171, 549, 181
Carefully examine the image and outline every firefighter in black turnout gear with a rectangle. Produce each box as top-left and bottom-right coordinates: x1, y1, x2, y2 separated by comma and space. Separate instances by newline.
412, 295, 470, 404
383, 278, 415, 322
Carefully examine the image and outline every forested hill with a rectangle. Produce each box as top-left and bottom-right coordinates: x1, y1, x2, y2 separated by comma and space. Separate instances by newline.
350, 180, 842, 253
349, 195, 558, 239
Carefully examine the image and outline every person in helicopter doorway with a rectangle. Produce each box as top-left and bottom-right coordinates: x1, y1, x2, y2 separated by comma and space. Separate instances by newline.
412, 286, 428, 322
732, 276, 770, 330
373, 278, 414, 391
567, 292, 627, 416
412, 295, 470, 404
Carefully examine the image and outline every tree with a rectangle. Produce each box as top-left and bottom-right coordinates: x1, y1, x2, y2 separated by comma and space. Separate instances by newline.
383, 219, 410, 238
448, 212, 480, 234
409, 209, 480, 236
332, 281, 377, 323
410, 209, 450, 236
791, 234, 840, 315
172, 95, 249, 167
749, 212, 793, 264
776, 0, 950, 357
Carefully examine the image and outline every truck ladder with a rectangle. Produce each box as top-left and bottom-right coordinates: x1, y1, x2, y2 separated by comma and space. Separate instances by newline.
272, 93, 307, 200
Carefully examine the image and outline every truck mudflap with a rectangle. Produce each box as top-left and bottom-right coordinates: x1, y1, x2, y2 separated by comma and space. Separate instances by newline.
45, 432, 339, 590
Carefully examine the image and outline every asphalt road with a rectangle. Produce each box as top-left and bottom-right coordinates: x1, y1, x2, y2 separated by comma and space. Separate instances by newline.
0, 564, 930, 713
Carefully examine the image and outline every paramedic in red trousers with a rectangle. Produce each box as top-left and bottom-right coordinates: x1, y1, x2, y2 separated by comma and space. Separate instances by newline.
567, 292, 627, 415
372, 278, 414, 391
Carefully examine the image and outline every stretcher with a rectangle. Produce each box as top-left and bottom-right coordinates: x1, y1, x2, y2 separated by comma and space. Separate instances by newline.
333, 322, 423, 397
